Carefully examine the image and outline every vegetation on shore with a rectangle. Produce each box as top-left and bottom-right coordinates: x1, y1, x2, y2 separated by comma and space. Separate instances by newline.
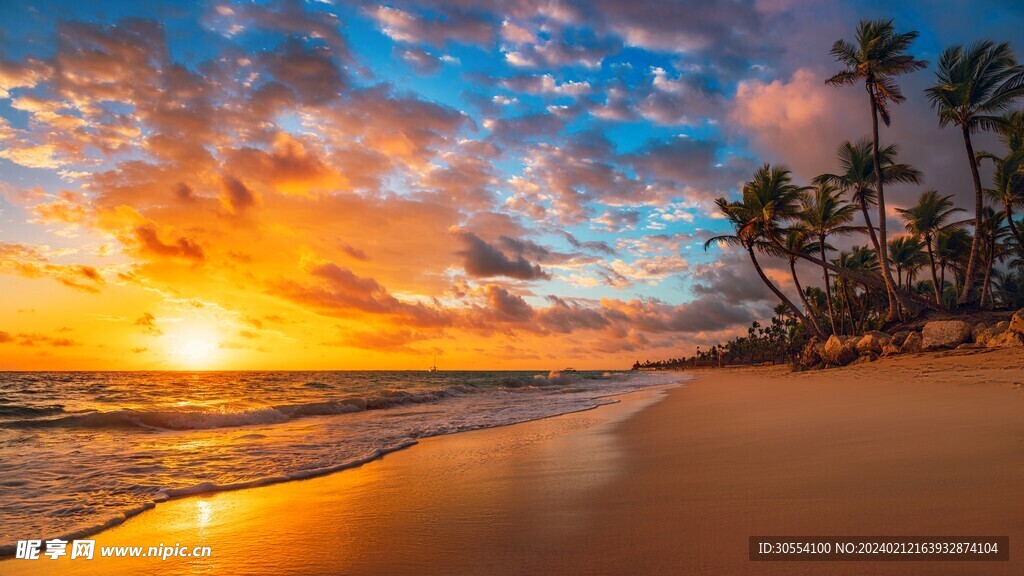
636, 20, 1024, 370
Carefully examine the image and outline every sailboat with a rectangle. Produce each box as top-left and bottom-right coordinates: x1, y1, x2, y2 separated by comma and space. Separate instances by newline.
428, 353, 438, 372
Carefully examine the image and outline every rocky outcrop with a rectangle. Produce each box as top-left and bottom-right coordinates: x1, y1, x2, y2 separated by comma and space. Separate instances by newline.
1009, 308, 1024, 334
987, 330, 1024, 348
979, 314, 1022, 348
855, 331, 891, 355
794, 308, 1024, 371
823, 334, 857, 366
889, 331, 911, 348
921, 320, 973, 349
899, 331, 922, 354
799, 337, 824, 369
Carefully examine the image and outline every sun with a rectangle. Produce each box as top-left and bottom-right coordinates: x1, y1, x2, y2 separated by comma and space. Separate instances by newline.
169, 326, 221, 368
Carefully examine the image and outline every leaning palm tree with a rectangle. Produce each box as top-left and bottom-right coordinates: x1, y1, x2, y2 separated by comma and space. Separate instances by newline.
925, 40, 1024, 304
727, 164, 947, 314
827, 19, 927, 320
704, 197, 816, 335
897, 190, 965, 303
797, 183, 861, 334
782, 229, 826, 336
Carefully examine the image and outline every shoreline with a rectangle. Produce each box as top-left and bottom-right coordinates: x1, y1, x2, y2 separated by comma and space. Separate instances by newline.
4, 349, 1022, 575
0, 376, 688, 559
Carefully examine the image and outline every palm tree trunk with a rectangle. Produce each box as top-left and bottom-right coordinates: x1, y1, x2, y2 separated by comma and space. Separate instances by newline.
958, 126, 983, 305
746, 247, 810, 330
841, 284, 855, 334
868, 82, 906, 321
980, 240, 994, 308
925, 236, 942, 304
789, 260, 824, 337
819, 239, 838, 335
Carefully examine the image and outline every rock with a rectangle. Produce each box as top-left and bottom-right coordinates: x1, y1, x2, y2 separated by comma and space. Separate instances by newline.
890, 331, 911, 347
881, 344, 900, 356
974, 328, 994, 347
823, 334, 858, 366
863, 330, 892, 346
1010, 308, 1024, 334
799, 338, 823, 368
921, 320, 973, 349
956, 343, 981, 349
971, 322, 989, 342
899, 331, 922, 354
855, 333, 883, 355
986, 330, 1024, 348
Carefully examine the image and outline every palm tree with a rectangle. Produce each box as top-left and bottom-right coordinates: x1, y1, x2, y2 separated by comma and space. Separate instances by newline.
827, 19, 927, 321
704, 195, 815, 334
797, 183, 861, 334
782, 229, 825, 336
995, 109, 1024, 152
814, 139, 922, 261
888, 235, 927, 291
976, 207, 1010, 306
728, 164, 946, 314
838, 245, 881, 333
925, 41, 1024, 304
935, 227, 972, 304
897, 190, 965, 303
978, 148, 1024, 255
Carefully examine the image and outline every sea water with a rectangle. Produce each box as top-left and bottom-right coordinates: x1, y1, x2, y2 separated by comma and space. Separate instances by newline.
0, 370, 685, 551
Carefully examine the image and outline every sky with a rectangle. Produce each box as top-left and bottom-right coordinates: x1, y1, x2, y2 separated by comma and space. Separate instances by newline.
0, 0, 1022, 370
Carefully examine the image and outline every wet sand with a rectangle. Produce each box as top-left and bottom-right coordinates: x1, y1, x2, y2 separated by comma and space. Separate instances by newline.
3, 348, 1022, 575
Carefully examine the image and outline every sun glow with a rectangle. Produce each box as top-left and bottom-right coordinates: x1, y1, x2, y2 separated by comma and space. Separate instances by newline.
168, 326, 221, 368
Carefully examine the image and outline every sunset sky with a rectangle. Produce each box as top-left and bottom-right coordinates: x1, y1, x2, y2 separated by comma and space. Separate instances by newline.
1, 0, 1020, 370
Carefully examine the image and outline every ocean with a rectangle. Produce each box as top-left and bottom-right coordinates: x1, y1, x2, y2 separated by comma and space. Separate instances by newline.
0, 369, 684, 551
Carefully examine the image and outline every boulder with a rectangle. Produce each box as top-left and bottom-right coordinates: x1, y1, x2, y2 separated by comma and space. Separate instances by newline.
921, 320, 973, 349
864, 330, 892, 346
1009, 308, 1024, 334
986, 330, 1024, 348
971, 322, 989, 342
855, 333, 883, 355
799, 338, 823, 368
899, 331, 922, 354
849, 355, 872, 366
881, 344, 900, 356
956, 343, 981, 350
994, 321, 1009, 335
890, 331, 911, 347
823, 334, 858, 366
974, 328, 995, 347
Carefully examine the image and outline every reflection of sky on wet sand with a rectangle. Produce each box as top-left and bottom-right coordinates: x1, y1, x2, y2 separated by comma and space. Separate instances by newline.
0, 386, 675, 576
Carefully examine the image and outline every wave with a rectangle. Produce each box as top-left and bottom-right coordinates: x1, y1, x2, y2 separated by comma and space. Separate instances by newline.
1, 386, 477, 432
0, 441, 418, 557
0, 404, 65, 418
